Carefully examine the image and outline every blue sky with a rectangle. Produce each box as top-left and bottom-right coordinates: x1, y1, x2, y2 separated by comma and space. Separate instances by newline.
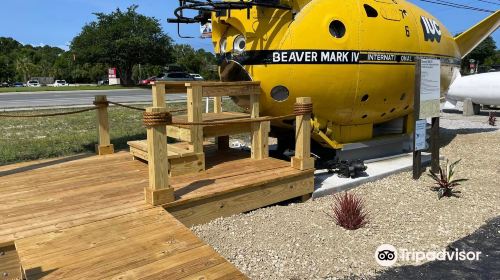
0, 0, 498, 51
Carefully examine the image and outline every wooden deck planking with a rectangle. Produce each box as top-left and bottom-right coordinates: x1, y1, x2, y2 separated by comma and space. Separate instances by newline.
0, 153, 150, 245
16, 208, 245, 280
0, 149, 313, 279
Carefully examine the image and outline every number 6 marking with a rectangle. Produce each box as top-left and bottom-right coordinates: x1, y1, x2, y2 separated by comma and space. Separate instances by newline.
405, 26, 410, 37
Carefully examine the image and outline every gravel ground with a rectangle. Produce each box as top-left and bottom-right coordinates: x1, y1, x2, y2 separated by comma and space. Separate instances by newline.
192, 110, 500, 279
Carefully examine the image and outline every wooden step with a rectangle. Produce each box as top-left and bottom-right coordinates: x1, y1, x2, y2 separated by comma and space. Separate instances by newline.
0, 243, 22, 280
127, 141, 205, 176
167, 112, 251, 142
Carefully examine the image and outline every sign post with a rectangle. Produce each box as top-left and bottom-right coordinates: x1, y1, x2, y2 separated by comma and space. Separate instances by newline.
413, 58, 441, 179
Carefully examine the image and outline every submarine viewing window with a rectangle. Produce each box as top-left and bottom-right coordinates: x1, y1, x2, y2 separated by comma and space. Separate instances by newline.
329, 20, 346, 38
361, 94, 369, 102
271, 86, 289, 102
363, 4, 378, 17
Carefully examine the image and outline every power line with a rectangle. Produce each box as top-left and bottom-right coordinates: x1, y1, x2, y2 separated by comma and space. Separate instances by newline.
476, 0, 500, 5
417, 0, 496, 13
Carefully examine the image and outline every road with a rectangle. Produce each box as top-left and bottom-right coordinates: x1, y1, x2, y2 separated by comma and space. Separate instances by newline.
0, 89, 187, 110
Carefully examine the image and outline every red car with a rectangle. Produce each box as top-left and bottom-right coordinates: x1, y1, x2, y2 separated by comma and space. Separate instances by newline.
139, 76, 156, 85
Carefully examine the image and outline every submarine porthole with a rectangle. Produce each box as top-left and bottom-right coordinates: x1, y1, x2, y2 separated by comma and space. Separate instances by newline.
390, 108, 396, 113
363, 4, 378, 17
361, 94, 369, 102
271, 86, 289, 102
404, 105, 409, 110
400, 93, 406, 100
329, 20, 346, 38
362, 114, 368, 119
381, 113, 386, 117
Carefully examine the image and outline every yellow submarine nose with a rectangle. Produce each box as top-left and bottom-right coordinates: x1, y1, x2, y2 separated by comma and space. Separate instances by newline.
210, 0, 462, 147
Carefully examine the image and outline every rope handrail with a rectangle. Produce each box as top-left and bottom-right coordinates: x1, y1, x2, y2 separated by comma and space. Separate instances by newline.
0, 107, 99, 118
0, 100, 188, 118
142, 102, 313, 127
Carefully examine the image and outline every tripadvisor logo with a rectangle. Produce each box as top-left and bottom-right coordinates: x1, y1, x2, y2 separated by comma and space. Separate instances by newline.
375, 244, 481, 267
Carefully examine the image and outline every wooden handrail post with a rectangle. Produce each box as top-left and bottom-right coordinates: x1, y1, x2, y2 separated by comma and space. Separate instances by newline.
291, 97, 314, 170
214, 96, 222, 113
187, 84, 204, 153
250, 93, 269, 160
144, 84, 174, 206
94, 95, 114, 155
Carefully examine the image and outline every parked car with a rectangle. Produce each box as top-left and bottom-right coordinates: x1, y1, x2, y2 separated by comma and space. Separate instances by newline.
139, 76, 157, 85
13, 82, 24, 87
98, 79, 109, 86
156, 72, 195, 81
1, 82, 11, 87
190, 74, 204, 81
26, 80, 41, 87
53, 80, 69, 87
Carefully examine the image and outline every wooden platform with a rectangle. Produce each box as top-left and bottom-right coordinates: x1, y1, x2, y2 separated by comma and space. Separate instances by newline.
0, 150, 313, 279
168, 112, 251, 142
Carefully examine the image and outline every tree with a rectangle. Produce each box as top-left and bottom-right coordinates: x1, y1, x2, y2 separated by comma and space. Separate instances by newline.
461, 36, 497, 72
71, 5, 174, 85
173, 44, 218, 80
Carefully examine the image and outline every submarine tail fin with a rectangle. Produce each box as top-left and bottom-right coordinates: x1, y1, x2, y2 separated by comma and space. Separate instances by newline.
454, 10, 500, 58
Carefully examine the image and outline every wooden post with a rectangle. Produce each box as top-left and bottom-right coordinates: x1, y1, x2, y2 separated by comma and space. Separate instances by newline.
213, 96, 229, 150
413, 58, 422, 180
152, 83, 166, 107
94, 95, 114, 155
214, 96, 222, 113
187, 84, 204, 153
430, 117, 440, 173
144, 84, 174, 206
291, 97, 314, 170
250, 93, 269, 160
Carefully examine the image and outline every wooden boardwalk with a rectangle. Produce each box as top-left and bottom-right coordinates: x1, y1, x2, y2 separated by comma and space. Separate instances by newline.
0, 150, 313, 279
0, 152, 246, 279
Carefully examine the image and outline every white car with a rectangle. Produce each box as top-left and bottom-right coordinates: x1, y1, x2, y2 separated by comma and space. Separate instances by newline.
26, 80, 41, 87
53, 80, 69, 87
190, 73, 204, 80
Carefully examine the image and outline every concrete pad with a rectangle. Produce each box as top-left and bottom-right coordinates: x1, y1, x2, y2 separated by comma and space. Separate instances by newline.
313, 153, 431, 198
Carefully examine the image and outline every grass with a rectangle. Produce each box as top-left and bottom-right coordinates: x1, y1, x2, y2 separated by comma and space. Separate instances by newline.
0, 85, 143, 93
0, 99, 243, 166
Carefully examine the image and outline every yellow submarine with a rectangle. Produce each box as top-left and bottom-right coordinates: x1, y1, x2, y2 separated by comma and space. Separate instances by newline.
170, 0, 500, 150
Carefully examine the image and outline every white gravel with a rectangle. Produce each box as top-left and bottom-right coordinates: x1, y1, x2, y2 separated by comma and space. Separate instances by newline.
192, 110, 500, 279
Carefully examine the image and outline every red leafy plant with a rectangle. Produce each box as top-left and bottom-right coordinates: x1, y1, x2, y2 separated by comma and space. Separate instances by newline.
428, 159, 468, 199
327, 192, 369, 230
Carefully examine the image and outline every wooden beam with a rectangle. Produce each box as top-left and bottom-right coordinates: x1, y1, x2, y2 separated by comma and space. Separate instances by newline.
152, 83, 166, 107
250, 94, 268, 160
94, 95, 114, 155
187, 84, 204, 154
201, 85, 260, 97
291, 97, 315, 170
144, 107, 174, 206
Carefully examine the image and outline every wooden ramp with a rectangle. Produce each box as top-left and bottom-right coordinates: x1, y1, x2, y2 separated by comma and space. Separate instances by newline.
16, 208, 245, 280
0, 153, 246, 279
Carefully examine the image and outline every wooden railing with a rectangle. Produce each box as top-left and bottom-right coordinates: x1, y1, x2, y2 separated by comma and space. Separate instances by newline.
143, 81, 314, 206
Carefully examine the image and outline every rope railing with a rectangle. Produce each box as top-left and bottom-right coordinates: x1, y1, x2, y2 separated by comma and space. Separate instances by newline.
142, 102, 313, 127
0, 107, 99, 118
0, 100, 188, 118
